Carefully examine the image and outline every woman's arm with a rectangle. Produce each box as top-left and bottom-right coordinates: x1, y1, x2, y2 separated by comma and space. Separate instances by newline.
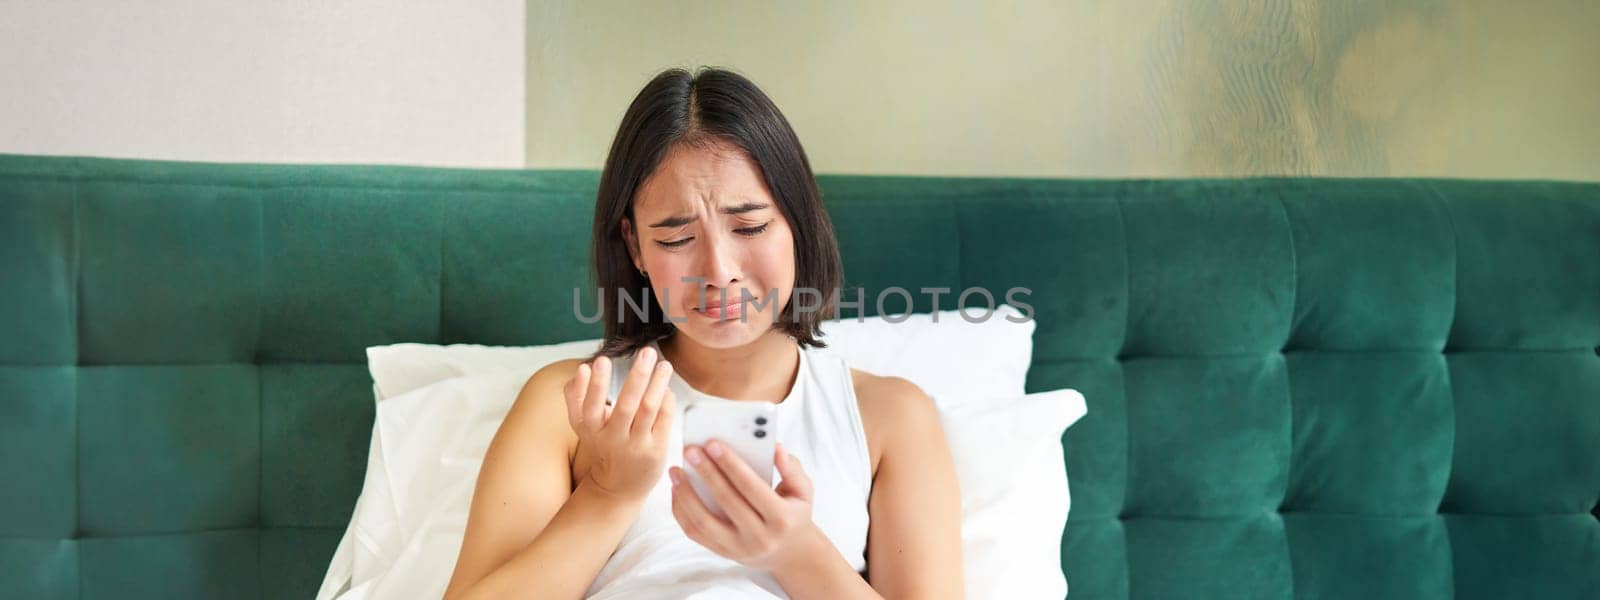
442, 358, 661, 600
855, 375, 964, 599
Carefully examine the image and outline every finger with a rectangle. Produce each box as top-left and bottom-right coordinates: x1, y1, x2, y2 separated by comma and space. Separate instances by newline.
582, 356, 611, 430
652, 389, 678, 437
687, 444, 765, 531
704, 439, 786, 519
563, 362, 591, 427
670, 468, 737, 553
774, 442, 813, 502
630, 359, 673, 437
606, 346, 657, 434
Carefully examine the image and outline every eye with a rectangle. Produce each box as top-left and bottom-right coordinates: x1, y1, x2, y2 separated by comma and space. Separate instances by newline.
735, 222, 770, 237
656, 237, 693, 249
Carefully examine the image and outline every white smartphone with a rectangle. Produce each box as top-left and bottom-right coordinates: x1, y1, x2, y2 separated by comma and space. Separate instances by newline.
680, 399, 779, 519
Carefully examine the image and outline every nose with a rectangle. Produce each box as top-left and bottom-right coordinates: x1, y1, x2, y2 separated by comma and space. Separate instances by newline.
698, 230, 741, 290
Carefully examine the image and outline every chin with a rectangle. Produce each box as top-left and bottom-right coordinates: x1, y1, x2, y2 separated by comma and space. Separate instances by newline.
676, 311, 774, 349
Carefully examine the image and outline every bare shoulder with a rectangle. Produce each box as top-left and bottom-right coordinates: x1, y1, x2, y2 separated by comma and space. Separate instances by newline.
521, 357, 587, 400
469, 357, 587, 509
502, 358, 587, 459
850, 369, 941, 473
516, 357, 587, 415
850, 369, 934, 414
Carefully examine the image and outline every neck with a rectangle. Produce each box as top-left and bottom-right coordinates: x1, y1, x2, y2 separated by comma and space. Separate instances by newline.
658, 330, 799, 404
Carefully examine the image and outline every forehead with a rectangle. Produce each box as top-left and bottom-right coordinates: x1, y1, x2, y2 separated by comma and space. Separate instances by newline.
633, 141, 773, 215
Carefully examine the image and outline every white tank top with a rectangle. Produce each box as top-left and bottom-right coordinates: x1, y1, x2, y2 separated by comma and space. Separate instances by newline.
583, 338, 873, 599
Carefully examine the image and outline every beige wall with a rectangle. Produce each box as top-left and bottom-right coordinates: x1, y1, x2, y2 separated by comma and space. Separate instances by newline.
527, 0, 1600, 181
1, 1, 525, 167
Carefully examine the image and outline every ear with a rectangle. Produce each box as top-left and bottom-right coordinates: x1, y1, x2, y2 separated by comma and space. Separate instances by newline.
620, 217, 643, 273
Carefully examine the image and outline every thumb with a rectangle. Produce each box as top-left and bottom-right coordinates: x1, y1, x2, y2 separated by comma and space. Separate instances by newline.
774, 442, 812, 501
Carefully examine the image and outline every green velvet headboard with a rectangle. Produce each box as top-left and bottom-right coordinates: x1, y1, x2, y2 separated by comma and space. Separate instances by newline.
2, 153, 1597, 599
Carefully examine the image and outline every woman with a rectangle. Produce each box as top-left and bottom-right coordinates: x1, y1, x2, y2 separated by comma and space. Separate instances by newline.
443, 67, 963, 600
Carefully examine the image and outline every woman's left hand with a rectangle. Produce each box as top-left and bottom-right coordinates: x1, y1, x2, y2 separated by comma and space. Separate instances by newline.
669, 440, 825, 572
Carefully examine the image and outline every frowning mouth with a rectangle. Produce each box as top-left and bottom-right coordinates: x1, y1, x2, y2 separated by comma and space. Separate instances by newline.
693, 298, 747, 320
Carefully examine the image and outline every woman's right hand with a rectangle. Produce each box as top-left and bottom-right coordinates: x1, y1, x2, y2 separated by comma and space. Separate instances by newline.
564, 346, 678, 503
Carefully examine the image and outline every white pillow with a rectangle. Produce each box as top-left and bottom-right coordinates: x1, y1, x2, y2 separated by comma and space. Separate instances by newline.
363, 304, 1035, 405
816, 303, 1034, 404
317, 370, 532, 600
944, 388, 1086, 599
365, 338, 600, 401
317, 371, 1084, 600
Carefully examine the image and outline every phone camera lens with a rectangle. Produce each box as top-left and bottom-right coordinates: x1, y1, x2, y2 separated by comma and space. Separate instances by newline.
755, 417, 768, 426
754, 429, 767, 438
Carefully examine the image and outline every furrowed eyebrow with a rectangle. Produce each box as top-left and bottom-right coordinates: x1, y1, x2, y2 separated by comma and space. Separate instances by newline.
648, 214, 696, 229
647, 201, 770, 228
720, 201, 769, 216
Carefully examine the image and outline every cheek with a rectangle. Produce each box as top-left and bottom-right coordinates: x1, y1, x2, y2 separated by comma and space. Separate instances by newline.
755, 228, 797, 289
649, 255, 698, 300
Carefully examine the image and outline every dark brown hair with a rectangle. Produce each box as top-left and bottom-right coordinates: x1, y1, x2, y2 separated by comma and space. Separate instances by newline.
591, 67, 842, 358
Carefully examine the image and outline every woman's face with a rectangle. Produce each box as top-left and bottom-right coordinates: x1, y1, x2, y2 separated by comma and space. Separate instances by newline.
624, 141, 796, 349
